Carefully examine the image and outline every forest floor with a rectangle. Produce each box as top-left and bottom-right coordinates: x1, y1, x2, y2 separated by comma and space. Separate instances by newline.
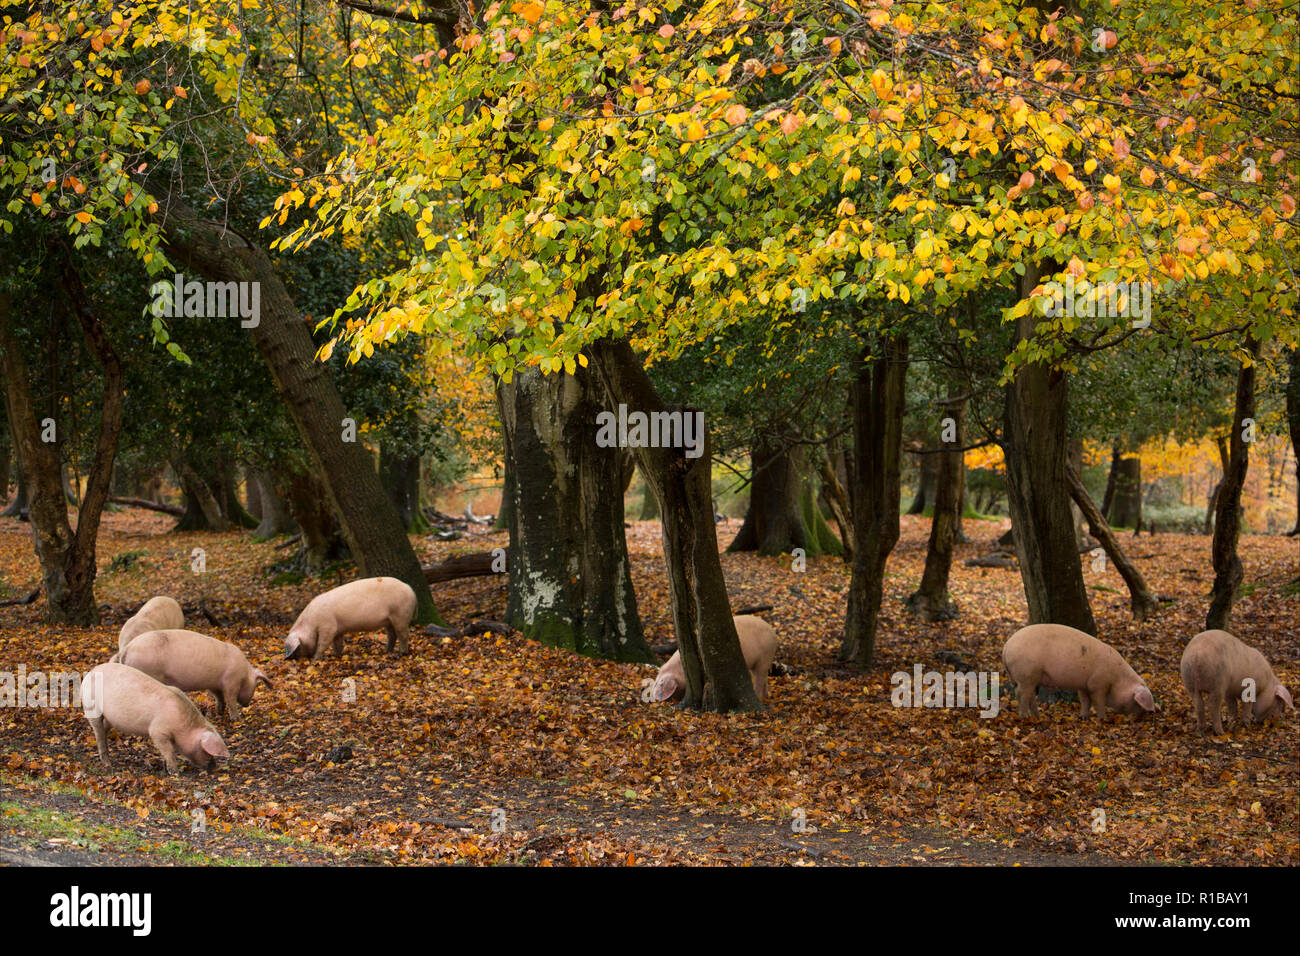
0, 507, 1296, 866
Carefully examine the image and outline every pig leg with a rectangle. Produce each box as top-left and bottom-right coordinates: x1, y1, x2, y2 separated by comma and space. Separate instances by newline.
1078, 690, 1092, 719
1093, 691, 1107, 721
312, 625, 338, 661
388, 618, 410, 655
1207, 694, 1224, 735
89, 716, 109, 765
1193, 691, 1206, 732
221, 685, 242, 722
1016, 681, 1038, 718
150, 730, 180, 775
752, 667, 769, 703
1225, 695, 1240, 729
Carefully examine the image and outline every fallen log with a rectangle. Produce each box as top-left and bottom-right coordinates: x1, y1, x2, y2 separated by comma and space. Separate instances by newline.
0, 588, 40, 608
422, 619, 514, 638
734, 604, 774, 616
422, 551, 506, 583
107, 496, 185, 517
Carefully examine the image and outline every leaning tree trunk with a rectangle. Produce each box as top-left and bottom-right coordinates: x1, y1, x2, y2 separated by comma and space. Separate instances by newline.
1066, 464, 1160, 621
906, 393, 966, 621
1099, 445, 1120, 519
1286, 345, 1299, 536
1002, 262, 1097, 635
162, 199, 442, 623
727, 437, 813, 555
496, 366, 653, 663
1206, 338, 1259, 631
817, 448, 853, 562
0, 258, 123, 625
843, 333, 909, 667
590, 338, 759, 711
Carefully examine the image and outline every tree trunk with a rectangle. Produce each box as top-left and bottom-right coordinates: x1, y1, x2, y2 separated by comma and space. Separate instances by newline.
906, 393, 966, 621
174, 460, 233, 531
1100, 445, 1121, 519
0, 422, 9, 507
1203, 436, 1230, 535
379, 446, 423, 531
728, 438, 813, 555
0, 257, 124, 625
843, 333, 909, 667
1108, 454, 1142, 529
817, 448, 853, 562
590, 338, 759, 711
1002, 261, 1097, 634
284, 469, 346, 572
215, 456, 258, 529
1206, 339, 1259, 631
494, 446, 515, 532
1066, 464, 1161, 622
1287, 346, 1299, 536
161, 199, 442, 624
250, 467, 297, 538
496, 365, 653, 663
906, 445, 938, 515
245, 467, 264, 521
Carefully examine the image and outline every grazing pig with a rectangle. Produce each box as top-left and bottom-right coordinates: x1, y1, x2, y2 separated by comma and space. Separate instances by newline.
1002, 623, 1156, 719
118, 629, 272, 721
81, 662, 228, 774
651, 615, 779, 703
284, 576, 417, 660
1180, 629, 1293, 735
115, 595, 185, 657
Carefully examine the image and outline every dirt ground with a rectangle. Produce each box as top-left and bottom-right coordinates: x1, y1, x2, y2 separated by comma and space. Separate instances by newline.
1, 507, 1296, 865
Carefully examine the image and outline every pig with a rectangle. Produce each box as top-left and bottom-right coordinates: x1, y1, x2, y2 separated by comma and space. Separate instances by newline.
1180, 629, 1294, 735
1001, 623, 1156, 719
81, 662, 228, 774
115, 595, 185, 658
284, 576, 417, 660
651, 615, 779, 703
118, 628, 272, 721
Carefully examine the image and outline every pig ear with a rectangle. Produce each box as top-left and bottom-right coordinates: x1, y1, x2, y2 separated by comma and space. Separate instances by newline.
1134, 686, 1156, 712
652, 675, 678, 702
1277, 686, 1294, 711
200, 731, 228, 758
254, 670, 273, 690
284, 635, 301, 660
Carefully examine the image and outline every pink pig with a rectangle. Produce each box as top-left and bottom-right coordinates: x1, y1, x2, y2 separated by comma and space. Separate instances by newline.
118, 628, 272, 721
284, 576, 417, 660
115, 595, 185, 657
82, 662, 228, 774
1180, 629, 1293, 734
1002, 623, 1156, 719
651, 615, 779, 703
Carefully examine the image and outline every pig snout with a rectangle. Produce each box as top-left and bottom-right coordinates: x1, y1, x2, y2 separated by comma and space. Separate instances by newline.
285, 633, 310, 659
